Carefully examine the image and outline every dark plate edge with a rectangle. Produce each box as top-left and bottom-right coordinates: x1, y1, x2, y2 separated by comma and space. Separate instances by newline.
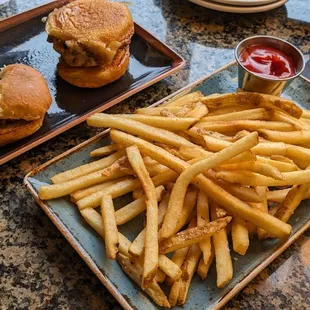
23, 60, 310, 310
0, 0, 186, 166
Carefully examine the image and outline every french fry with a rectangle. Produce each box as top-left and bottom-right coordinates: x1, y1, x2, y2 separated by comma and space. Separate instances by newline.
80, 208, 130, 256
255, 186, 269, 240
194, 120, 294, 132
51, 149, 126, 183
129, 229, 146, 257
211, 204, 233, 288
214, 170, 310, 186
126, 145, 159, 286
197, 191, 212, 264
155, 269, 166, 283
259, 129, 310, 145
163, 91, 203, 107
158, 255, 182, 282
90, 144, 120, 157
274, 181, 310, 223
217, 161, 284, 180
115, 186, 165, 225
266, 188, 310, 203
197, 249, 214, 280
270, 155, 298, 165
114, 114, 198, 130
110, 129, 292, 240
117, 254, 171, 308
71, 178, 127, 202
87, 113, 195, 148
199, 92, 302, 118
39, 169, 127, 200
256, 156, 298, 172
200, 108, 273, 122
136, 106, 185, 116
166, 247, 189, 286
101, 195, 119, 259
177, 243, 202, 306
231, 217, 249, 255
302, 110, 310, 119
161, 132, 258, 238
207, 105, 253, 116
185, 102, 209, 118
286, 145, 310, 162
159, 217, 232, 254
77, 178, 141, 210
272, 110, 310, 130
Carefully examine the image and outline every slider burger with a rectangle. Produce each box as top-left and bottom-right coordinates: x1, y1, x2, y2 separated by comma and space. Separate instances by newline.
46, 0, 134, 88
0, 64, 52, 146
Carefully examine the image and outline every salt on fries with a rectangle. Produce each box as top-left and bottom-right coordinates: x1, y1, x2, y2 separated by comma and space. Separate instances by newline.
38, 90, 310, 308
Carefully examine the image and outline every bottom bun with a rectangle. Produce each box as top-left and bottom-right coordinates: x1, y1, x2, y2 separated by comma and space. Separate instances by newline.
57, 46, 130, 88
0, 116, 44, 146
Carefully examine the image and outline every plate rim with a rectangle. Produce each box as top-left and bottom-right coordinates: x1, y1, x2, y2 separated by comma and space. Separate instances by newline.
210, 0, 280, 7
189, 0, 288, 13
0, 0, 186, 166
24, 60, 310, 310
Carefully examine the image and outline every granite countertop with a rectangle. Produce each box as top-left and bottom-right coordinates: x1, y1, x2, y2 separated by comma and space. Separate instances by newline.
0, 0, 309, 309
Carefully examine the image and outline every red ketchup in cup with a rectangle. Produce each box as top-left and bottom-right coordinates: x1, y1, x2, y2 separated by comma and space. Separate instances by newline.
239, 44, 296, 79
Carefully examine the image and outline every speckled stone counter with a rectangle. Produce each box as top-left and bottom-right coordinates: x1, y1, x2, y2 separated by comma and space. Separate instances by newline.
0, 0, 309, 309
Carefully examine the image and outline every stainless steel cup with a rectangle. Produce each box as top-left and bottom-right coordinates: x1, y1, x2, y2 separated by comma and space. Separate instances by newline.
235, 36, 305, 96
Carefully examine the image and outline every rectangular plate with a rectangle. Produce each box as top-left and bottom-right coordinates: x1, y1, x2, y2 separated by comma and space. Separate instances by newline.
0, 0, 185, 166
24, 61, 310, 310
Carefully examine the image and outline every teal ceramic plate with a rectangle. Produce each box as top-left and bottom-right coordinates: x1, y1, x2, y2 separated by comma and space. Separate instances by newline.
24, 61, 310, 310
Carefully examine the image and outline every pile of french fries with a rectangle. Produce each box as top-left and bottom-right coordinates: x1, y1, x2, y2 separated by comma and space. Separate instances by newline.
39, 91, 310, 308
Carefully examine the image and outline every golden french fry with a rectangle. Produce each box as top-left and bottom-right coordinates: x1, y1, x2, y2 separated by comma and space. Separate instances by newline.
274, 181, 310, 223
136, 106, 184, 116
214, 170, 310, 186
231, 217, 249, 255
100, 156, 132, 177
166, 247, 189, 286
177, 243, 202, 306
272, 110, 310, 130
267, 188, 310, 203
271, 155, 297, 165
39, 169, 126, 200
51, 149, 126, 184
286, 145, 310, 162
201, 108, 273, 122
185, 102, 208, 118
110, 129, 292, 240
197, 249, 214, 280
194, 120, 294, 132
160, 217, 232, 254
302, 110, 310, 119
211, 204, 233, 288
113, 114, 198, 130
259, 129, 310, 145
117, 254, 171, 308
77, 178, 141, 210
164, 91, 203, 107
158, 255, 182, 282
256, 156, 298, 172
115, 186, 165, 225
87, 113, 195, 148
90, 144, 120, 157
155, 269, 166, 283
71, 178, 127, 202
197, 191, 212, 265
199, 92, 302, 118
254, 186, 269, 240
80, 208, 130, 256
217, 161, 284, 180
161, 132, 258, 238
169, 280, 182, 307
129, 229, 146, 257
101, 195, 119, 259
126, 145, 159, 287
207, 105, 253, 116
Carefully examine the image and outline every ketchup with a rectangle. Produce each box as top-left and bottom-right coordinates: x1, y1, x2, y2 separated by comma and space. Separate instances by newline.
240, 44, 296, 79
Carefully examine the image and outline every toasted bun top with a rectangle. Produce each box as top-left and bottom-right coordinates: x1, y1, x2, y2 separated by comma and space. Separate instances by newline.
0, 64, 52, 121
46, 0, 134, 46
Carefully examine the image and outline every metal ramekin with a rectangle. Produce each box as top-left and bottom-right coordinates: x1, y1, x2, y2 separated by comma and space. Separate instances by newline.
235, 36, 305, 96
